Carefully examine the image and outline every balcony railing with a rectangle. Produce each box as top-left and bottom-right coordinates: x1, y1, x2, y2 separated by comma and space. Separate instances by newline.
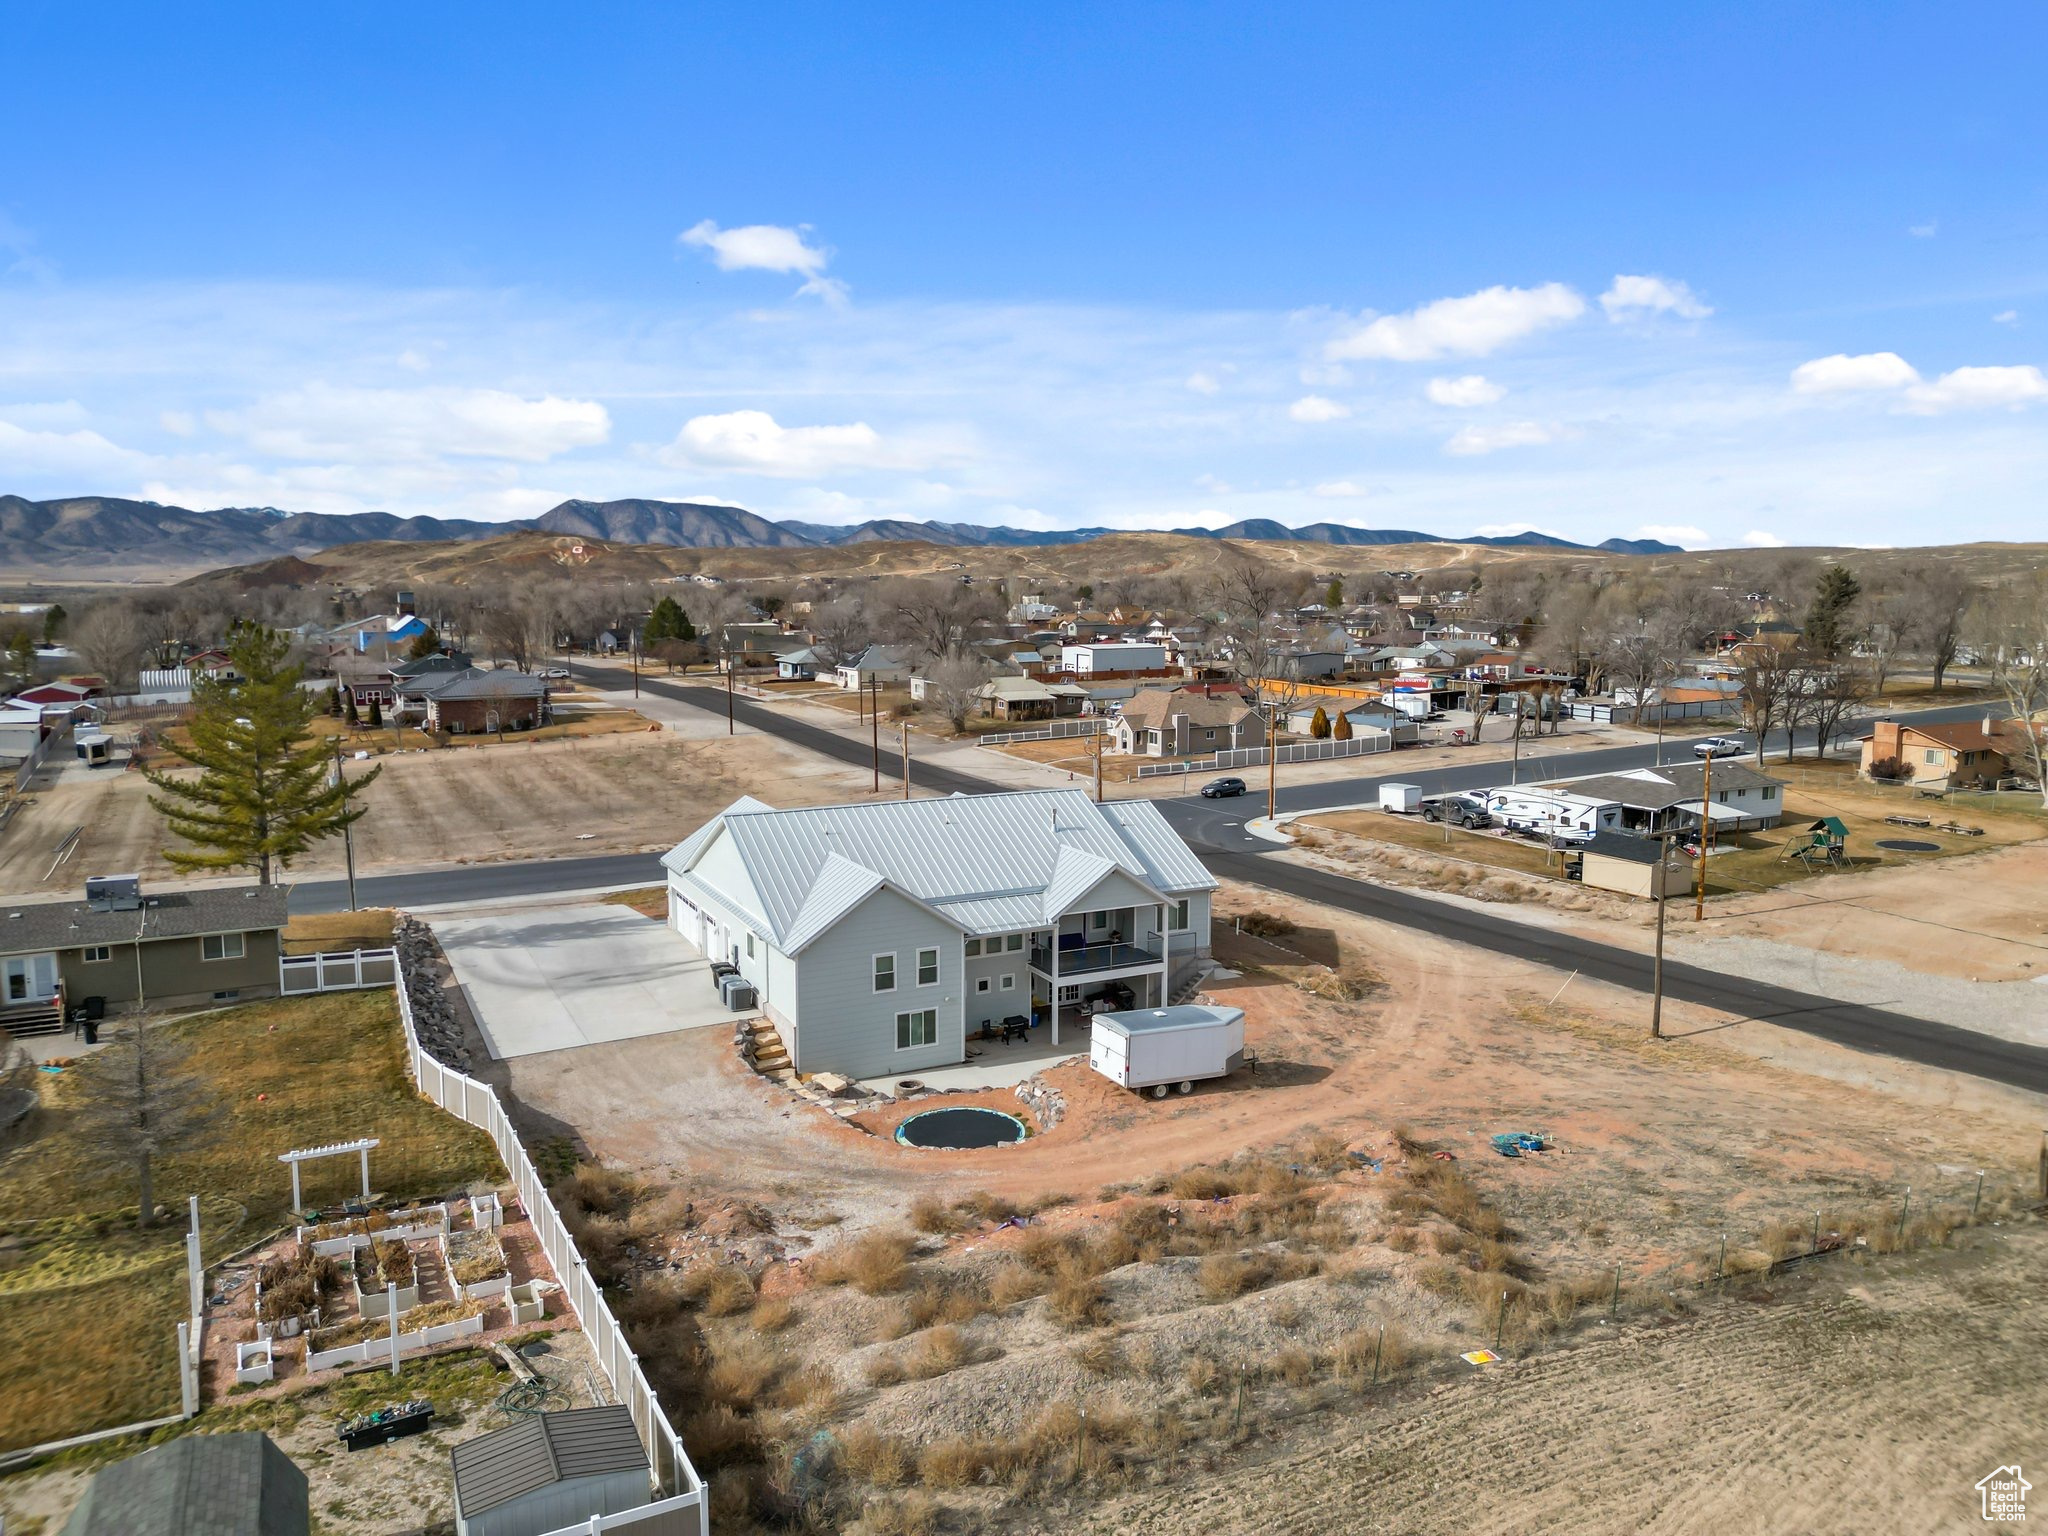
1030, 939, 1163, 975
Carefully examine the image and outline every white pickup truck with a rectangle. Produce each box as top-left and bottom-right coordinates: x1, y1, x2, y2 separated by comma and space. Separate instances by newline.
1693, 735, 1747, 759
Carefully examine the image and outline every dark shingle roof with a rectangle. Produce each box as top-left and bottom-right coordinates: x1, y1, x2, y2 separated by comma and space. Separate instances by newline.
62, 1431, 308, 1536
450, 1405, 648, 1519
1580, 832, 1664, 865
423, 670, 549, 703
1546, 760, 1781, 811
0, 885, 288, 959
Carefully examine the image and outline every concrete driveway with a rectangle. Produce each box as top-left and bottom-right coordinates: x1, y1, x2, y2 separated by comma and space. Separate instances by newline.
432, 903, 747, 1060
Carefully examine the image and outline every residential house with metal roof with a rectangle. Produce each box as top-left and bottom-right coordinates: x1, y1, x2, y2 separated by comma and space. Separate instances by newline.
661, 790, 1218, 1078
450, 1405, 654, 1536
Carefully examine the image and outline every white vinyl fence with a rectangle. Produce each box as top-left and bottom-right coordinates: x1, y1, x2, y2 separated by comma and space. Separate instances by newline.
10, 719, 73, 793
393, 981, 709, 1535
279, 947, 398, 995
1134, 730, 1392, 778
979, 717, 1108, 747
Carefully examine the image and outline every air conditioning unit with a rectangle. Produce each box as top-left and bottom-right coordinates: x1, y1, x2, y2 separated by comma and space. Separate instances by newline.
85, 874, 143, 912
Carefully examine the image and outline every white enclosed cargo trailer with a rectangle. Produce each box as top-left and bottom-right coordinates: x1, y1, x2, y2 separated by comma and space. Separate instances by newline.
1089, 1004, 1246, 1099
1378, 782, 1422, 814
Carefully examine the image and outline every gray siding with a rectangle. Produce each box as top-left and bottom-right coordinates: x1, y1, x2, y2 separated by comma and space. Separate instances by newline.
58, 930, 283, 1011
791, 887, 961, 1078
964, 935, 1030, 1032
459, 1469, 651, 1536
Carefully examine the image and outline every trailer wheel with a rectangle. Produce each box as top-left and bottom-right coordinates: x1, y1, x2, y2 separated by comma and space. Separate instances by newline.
1176, 1080, 1194, 1095
1150, 1083, 1170, 1099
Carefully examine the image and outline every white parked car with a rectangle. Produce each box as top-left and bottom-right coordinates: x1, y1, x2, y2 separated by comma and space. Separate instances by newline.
1693, 735, 1746, 759
538, 667, 570, 680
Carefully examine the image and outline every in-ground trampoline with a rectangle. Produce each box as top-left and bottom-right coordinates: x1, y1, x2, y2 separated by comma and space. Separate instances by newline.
894, 1106, 1029, 1149
1874, 838, 1941, 854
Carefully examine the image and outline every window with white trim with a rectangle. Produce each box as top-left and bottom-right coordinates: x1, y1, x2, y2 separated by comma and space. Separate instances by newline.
976, 977, 991, 994
917, 947, 939, 986
873, 952, 896, 992
896, 1009, 937, 1050
1090, 911, 1108, 931
965, 938, 982, 957
1167, 899, 1190, 931
202, 933, 245, 962
1005, 934, 1022, 952
82, 944, 111, 963
1000, 974, 1016, 991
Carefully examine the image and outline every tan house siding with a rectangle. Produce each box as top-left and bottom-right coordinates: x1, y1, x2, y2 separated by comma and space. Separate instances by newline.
58, 929, 284, 1010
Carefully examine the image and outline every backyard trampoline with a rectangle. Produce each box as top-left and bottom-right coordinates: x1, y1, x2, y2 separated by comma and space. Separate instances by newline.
1874, 838, 1941, 853
894, 1106, 1029, 1149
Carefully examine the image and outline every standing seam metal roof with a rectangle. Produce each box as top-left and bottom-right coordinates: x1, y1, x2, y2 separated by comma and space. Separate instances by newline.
450, 1405, 647, 1519
664, 790, 1214, 950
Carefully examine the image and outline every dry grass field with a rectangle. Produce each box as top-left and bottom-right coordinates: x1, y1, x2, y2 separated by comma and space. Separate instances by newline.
0, 992, 501, 1452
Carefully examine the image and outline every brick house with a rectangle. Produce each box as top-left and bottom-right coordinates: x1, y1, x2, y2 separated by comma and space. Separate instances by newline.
418, 670, 552, 734
1859, 718, 2008, 788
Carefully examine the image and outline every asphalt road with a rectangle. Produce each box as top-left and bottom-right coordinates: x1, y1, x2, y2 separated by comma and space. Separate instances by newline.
291, 667, 2048, 1095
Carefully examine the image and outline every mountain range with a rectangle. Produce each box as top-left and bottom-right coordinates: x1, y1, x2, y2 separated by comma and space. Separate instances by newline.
0, 493, 1681, 572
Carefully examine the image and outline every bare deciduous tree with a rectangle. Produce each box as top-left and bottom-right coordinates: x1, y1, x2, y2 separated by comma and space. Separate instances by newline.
71, 602, 146, 690
922, 647, 994, 732
1736, 646, 1802, 765
1794, 658, 1872, 760
1897, 567, 1976, 692
71, 1014, 219, 1230
1976, 577, 2048, 806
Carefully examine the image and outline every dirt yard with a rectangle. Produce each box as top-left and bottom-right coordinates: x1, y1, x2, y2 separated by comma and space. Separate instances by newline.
0, 731, 878, 894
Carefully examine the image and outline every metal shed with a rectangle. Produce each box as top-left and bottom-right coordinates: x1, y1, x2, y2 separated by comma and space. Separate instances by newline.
450, 1405, 655, 1536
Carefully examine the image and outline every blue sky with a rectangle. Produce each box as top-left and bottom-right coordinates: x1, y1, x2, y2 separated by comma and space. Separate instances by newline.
3, 3, 2046, 548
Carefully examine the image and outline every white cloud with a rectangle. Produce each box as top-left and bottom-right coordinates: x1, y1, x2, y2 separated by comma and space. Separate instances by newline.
1298, 362, 1351, 387
208, 385, 610, 462
1194, 473, 1233, 494
1425, 374, 1505, 407
1908, 220, 1938, 239
1312, 480, 1367, 498
1328, 282, 1585, 362
1790, 352, 1921, 394
1444, 420, 1556, 456
1902, 365, 2048, 415
1600, 273, 1712, 321
159, 410, 196, 436
679, 219, 845, 303
662, 409, 925, 476
1634, 523, 1707, 546
1742, 530, 1787, 547
1993, 310, 2019, 325
0, 418, 141, 475
397, 348, 432, 372
1184, 371, 1221, 395
1288, 394, 1350, 423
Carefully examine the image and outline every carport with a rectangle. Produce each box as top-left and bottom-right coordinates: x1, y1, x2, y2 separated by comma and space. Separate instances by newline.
432, 903, 749, 1060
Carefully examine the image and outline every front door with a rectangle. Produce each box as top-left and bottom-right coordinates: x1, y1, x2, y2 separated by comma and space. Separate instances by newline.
4, 954, 59, 1003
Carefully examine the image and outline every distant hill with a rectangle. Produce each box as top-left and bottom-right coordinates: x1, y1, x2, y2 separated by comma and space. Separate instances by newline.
0, 492, 1681, 572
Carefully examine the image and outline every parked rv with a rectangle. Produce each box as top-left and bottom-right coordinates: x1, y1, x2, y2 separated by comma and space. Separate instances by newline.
1484, 788, 1623, 844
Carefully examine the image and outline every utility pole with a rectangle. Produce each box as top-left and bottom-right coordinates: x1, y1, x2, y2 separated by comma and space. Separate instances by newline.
331, 738, 357, 912
1651, 831, 1674, 1039
1265, 693, 1278, 822
725, 645, 735, 736
1694, 746, 1712, 921
631, 628, 639, 700
1510, 695, 1525, 785
900, 720, 911, 800
1093, 720, 1103, 802
870, 678, 881, 793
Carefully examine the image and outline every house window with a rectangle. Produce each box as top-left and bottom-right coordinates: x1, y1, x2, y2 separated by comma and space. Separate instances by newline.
746, 933, 755, 958
976, 977, 991, 994
896, 1009, 937, 1050
82, 945, 111, 963
1090, 911, 1108, 932
202, 933, 245, 962
917, 947, 939, 986
1762, 786, 1778, 800
1924, 749, 1942, 766
965, 938, 982, 957
1168, 899, 1190, 932
1000, 974, 1016, 992
873, 953, 896, 992
1005, 934, 1023, 952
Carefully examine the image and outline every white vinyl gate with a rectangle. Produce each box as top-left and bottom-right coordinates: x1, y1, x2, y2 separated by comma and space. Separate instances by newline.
278, 948, 399, 995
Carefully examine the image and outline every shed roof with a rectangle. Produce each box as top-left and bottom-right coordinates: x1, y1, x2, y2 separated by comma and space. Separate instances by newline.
450, 1405, 648, 1520
62, 1431, 308, 1536
0, 884, 288, 958
1579, 832, 1666, 865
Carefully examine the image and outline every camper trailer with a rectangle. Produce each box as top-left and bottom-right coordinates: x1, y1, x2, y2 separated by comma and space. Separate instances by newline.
1484, 788, 1623, 844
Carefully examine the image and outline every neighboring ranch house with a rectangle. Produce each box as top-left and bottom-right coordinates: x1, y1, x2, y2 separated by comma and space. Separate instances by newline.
1858, 717, 2010, 789
833, 644, 915, 691
662, 790, 1217, 1079
1543, 760, 1787, 835
0, 881, 289, 1033
1112, 686, 1261, 757
975, 674, 1088, 721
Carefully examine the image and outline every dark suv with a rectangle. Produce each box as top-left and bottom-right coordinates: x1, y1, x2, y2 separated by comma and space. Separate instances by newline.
1200, 776, 1248, 799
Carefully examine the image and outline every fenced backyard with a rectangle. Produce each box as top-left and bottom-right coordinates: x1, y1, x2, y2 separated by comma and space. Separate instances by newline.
1135, 731, 1393, 778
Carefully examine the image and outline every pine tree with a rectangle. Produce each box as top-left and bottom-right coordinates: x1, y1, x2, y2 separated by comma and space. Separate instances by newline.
367, 696, 383, 729
1310, 705, 1332, 739
1325, 577, 1343, 608
145, 626, 380, 884
1333, 710, 1353, 740
406, 626, 443, 661
644, 595, 688, 645
1804, 564, 1863, 659
345, 692, 360, 727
